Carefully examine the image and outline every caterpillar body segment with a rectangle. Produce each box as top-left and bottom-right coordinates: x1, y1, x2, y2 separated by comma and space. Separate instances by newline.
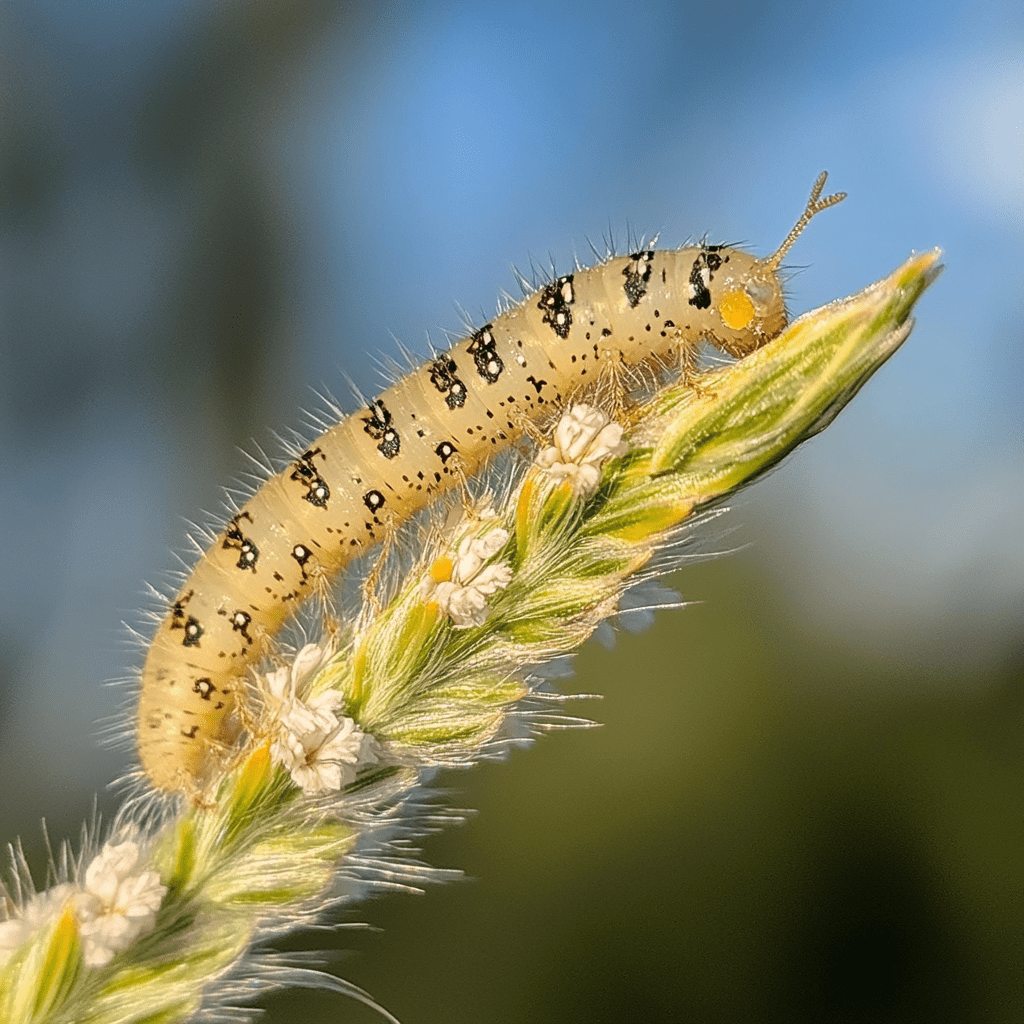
137, 174, 845, 793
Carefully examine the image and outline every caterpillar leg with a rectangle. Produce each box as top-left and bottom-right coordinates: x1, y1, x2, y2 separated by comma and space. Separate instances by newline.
511, 405, 549, 447
678, 337, 717, 399
594, 350, 633, 422
360, 529, 395, 618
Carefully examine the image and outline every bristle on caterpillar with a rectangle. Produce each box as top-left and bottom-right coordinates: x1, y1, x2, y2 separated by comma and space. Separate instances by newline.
137, 173, 846, 793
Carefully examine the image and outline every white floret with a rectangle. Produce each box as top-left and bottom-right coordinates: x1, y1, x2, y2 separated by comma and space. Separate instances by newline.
74, 842, 166, 968
536, 404, 627, 497
420, 522, 513, 628
262, 643, 378, 795
0, 883, 77, 969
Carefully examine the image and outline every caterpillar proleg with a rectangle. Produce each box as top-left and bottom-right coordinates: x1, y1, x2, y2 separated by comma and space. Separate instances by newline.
137, 173, 846, 793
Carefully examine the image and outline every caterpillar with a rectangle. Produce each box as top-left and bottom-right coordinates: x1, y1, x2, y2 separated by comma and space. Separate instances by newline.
137, 173, 846, 793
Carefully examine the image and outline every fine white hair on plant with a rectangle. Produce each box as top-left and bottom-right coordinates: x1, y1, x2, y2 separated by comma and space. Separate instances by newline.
0, 252, 942, 1024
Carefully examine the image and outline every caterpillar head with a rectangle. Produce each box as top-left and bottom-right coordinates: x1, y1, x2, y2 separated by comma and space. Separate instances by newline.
709, 172, 846, 357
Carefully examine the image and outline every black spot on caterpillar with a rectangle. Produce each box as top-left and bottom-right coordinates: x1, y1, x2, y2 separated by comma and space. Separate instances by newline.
137, 173, 846, 793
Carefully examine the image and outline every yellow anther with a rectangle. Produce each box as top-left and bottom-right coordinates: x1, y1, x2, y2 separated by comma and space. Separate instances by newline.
428, 555, 454, 583
719, 288, 755, 330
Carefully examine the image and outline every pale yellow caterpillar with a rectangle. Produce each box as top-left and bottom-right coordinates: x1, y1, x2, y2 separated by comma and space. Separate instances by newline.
137, 173, 846, 793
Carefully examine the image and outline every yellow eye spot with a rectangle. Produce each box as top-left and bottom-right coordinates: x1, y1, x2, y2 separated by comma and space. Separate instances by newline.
429, 555, 454, 583
719, 288, 755, 330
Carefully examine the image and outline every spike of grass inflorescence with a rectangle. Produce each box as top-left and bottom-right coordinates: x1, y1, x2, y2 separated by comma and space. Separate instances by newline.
0, 251, 941, 1023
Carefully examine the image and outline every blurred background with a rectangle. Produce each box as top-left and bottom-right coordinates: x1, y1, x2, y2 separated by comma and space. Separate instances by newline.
0, 1, 1020, 1021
